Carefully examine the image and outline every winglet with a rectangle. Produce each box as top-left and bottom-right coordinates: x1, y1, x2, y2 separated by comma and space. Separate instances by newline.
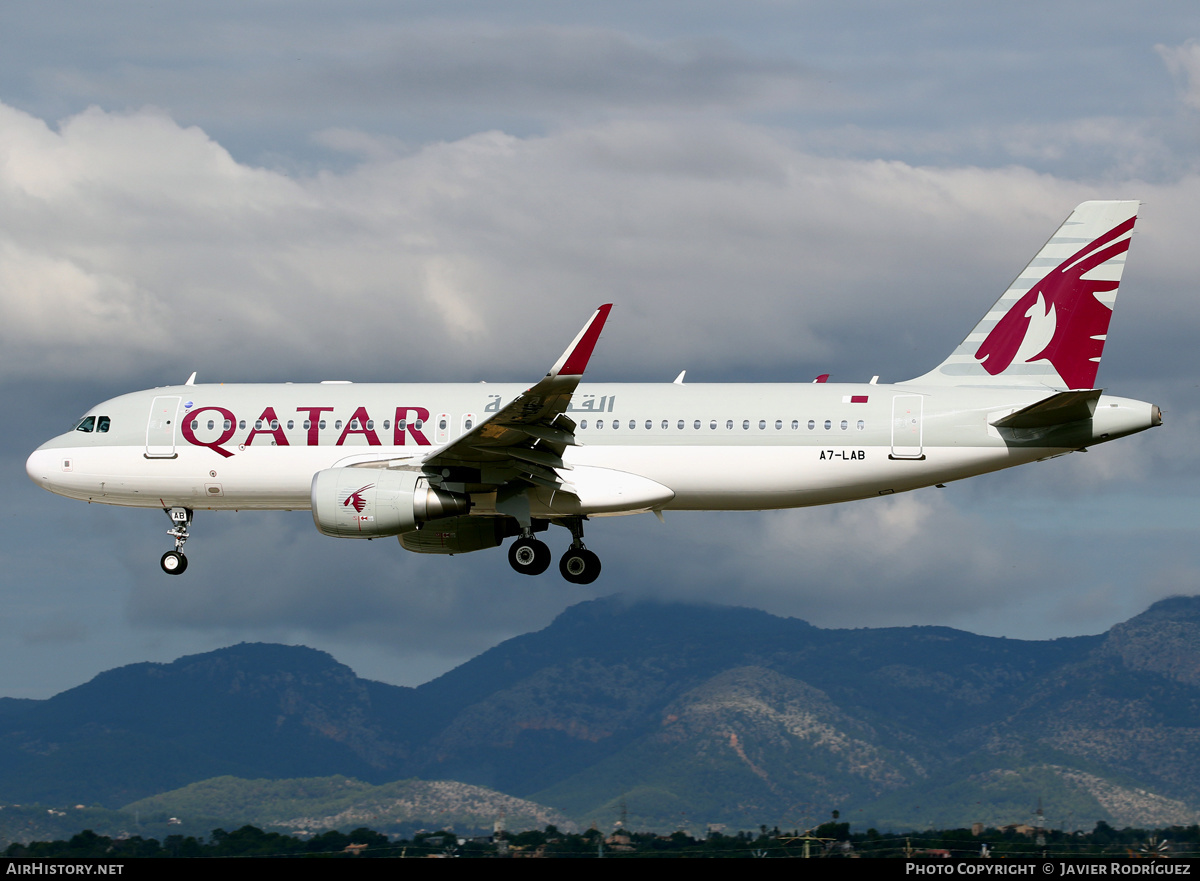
550, 304, 612, 377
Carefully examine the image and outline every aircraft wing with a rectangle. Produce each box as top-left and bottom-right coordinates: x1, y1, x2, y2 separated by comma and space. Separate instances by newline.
418, 304, 612, 491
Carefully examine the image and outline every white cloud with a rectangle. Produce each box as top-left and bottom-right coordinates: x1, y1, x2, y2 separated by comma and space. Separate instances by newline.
1158, 39, 1200, 111
3, 101, 1196, 392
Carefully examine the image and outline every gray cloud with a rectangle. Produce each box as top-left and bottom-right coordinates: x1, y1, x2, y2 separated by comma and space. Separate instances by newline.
1, 4, 1196, 699
1158, 39, 1200, 111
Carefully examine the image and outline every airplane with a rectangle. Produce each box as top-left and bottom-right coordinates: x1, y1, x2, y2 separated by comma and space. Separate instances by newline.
26, 201, 1160, 584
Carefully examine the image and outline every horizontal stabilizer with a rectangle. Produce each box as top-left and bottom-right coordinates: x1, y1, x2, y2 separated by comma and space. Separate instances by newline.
991, 389, 1102, 429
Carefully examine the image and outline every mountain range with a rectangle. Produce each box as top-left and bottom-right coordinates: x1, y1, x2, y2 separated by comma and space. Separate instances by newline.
2, 594, 1199, 832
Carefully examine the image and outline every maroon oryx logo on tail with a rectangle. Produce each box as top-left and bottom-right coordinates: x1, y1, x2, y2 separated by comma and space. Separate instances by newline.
343, 484, 373, 514
974, 216, 1135, 390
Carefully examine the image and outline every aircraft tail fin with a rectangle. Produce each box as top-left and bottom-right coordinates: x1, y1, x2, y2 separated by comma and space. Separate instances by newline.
904, 201, 1139, 390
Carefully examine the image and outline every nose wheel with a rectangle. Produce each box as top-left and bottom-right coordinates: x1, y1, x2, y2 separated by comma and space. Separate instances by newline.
161, 507, 193, 576
160, 550, 188, 574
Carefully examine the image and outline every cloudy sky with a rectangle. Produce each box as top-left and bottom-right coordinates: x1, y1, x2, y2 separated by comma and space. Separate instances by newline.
2, 1, 1198, 698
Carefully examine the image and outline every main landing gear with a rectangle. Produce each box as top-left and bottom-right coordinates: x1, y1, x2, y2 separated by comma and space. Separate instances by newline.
507, 517, 602, 584
559, 547, 601, 585
160, 507, 192, 575
508, 537, 552, 576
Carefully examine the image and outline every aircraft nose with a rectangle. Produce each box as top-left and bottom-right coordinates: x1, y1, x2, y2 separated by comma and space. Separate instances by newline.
25, 448, 54, 488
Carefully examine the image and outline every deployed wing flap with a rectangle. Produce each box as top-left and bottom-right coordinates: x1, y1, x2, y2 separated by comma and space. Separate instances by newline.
503, 446, 571, 471
511, 423, 577, 446
419, 305, 612, 488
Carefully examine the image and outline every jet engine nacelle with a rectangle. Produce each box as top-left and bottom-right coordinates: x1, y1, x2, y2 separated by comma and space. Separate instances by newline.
311, 468, 470, 539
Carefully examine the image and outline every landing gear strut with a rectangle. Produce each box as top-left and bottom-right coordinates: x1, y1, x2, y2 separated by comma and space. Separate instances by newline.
161, 507, 192, 575
558, 517, 601, 585
503, 512, 603, 583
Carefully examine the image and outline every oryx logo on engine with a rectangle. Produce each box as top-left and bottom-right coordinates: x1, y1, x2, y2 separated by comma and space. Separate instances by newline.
343, 485, 373, 514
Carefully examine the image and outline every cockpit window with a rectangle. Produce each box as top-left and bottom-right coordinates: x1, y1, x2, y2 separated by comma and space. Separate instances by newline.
72, 415, 111, 433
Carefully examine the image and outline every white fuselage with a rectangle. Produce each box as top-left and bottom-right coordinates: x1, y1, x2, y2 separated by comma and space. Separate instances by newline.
25, 381, 1158, 517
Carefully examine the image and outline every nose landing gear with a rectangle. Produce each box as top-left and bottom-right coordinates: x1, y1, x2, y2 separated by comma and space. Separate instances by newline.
160, 507, 192, 575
